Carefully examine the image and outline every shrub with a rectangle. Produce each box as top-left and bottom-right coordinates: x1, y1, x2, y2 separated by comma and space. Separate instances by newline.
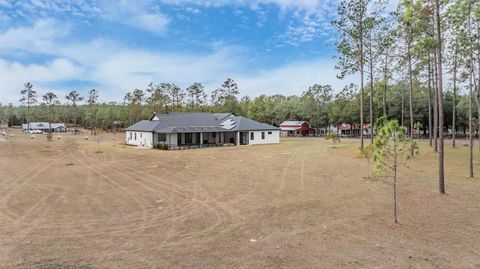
355, 144, 374, 178
153, 143, 169, 150
325, 130, 341, 145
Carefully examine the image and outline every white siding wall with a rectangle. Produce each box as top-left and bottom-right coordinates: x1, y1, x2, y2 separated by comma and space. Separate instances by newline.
126, 130, 280, 148
126, 131, 153, 148
248, 130, 280, 145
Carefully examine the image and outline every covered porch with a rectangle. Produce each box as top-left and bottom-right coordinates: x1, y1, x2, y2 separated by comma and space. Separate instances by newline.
154, 131, 250, 149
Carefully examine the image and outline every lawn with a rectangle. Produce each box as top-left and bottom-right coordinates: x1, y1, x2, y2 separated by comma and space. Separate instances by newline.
0, 132, 479, 268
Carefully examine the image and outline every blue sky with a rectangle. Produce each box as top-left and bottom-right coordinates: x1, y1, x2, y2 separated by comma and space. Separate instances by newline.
0, 0, 356, 104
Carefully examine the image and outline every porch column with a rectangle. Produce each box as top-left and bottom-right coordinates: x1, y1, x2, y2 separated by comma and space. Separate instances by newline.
236, 131, 240, 146
220, 132, 224, 144
200, 132, 203, 146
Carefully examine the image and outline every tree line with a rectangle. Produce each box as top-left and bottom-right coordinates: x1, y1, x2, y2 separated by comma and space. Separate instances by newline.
332, 0, 480, 194
0, 77, 477, 137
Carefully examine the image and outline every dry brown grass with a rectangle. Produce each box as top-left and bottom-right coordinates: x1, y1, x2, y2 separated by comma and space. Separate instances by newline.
0, 132, 479, 268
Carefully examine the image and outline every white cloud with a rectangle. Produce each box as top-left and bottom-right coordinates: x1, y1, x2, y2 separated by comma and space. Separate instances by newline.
0, 0, 170, 35
185, 7, 201, 14
99, 0, 171, 35
162, 0, 339, 46
0, 58, 83, 103
0, 10, 354, 104
128, 13, 170, 35
231, 58, 354, 97
160, 0, 330, 10
0, 19, 69, 53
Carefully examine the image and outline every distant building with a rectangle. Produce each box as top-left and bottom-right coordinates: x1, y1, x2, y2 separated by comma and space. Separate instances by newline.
125, 112, 280, 149
337, 123, 372, 137
22, 122, 66, 132
279, 121, 315, 137
317, 125, 338, 136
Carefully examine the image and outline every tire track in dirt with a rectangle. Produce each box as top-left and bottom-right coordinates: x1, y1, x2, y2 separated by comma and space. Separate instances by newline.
266, 142, 314, 236
68, 146, 240, 258
118, 164, 237, 245
57, 144, 228, 245
271, 144, 307, 222
71, 148, 151, 235
278, 145, 306, 193
118, 151, 256, 213
1, 139, 90, 230
0, 186, 67, 266
0, 141, 69, 221
214, 151, 260, 215
298, 147, 309, 227
115, 157, 242, 247
79, 148, 195, 222
10, 145, 155, 242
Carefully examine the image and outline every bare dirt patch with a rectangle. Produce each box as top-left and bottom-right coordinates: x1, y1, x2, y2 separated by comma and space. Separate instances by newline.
0, 133, 479, 268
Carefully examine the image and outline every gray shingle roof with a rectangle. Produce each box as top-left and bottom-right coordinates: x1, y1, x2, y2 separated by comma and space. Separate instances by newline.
126, 112, 279, 133
22, 122, 66, 130
230, 116, 280, 131
125, 120, 162, 132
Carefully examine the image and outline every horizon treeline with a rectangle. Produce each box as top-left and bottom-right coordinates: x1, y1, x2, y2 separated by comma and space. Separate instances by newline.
0, 77, 476, 136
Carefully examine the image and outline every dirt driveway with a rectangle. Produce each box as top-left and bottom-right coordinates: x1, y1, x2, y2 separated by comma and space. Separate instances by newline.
0, 133, 479, 268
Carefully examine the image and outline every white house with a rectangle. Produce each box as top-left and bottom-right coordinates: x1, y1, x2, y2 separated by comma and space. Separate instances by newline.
125, 112, 280, 148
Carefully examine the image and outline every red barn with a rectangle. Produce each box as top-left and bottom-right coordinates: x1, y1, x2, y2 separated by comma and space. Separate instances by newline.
279, 121, 315, 137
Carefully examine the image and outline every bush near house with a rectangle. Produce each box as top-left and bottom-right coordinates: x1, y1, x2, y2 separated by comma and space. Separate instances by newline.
153, 143, 169, 150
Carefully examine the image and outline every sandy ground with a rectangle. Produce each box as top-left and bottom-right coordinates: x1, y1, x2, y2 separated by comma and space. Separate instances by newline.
0, 132, 479, 268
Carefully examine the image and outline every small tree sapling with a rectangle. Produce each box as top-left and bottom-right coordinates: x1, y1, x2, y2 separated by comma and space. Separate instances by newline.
373, 117, 417, 223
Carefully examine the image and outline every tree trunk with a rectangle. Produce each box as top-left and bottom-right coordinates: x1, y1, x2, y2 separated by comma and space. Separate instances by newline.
476, 12, 480, 163
360, 16, 364, 149
433, 50, 438, 152
393, 138, 398, 224
48, 109, 52, 134
452, 47, 457, 148
73, 105, 77, 127
401, 76, 404, 127
435, 0, 445, 194
407, 34, 414, 156
369, 46, 374, 144
383, 53, 388, 116
428, 57, 433, 147
469, 69, 473, 178
27, 100, 30, 132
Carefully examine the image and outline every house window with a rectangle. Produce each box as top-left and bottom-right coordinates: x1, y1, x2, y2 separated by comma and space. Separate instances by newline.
212, 132, 216, 138
140, 133, 142, 138
129, 132, 132, 140
261, 132, 265, 139
250, 132, 254, 140
268, 131, 272, 135
134, 133, 137, 140
158, 133, 166, 142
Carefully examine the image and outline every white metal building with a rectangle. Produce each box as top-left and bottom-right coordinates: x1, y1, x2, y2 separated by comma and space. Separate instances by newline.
22, 122, 67, 132
125, 112, 280, 148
